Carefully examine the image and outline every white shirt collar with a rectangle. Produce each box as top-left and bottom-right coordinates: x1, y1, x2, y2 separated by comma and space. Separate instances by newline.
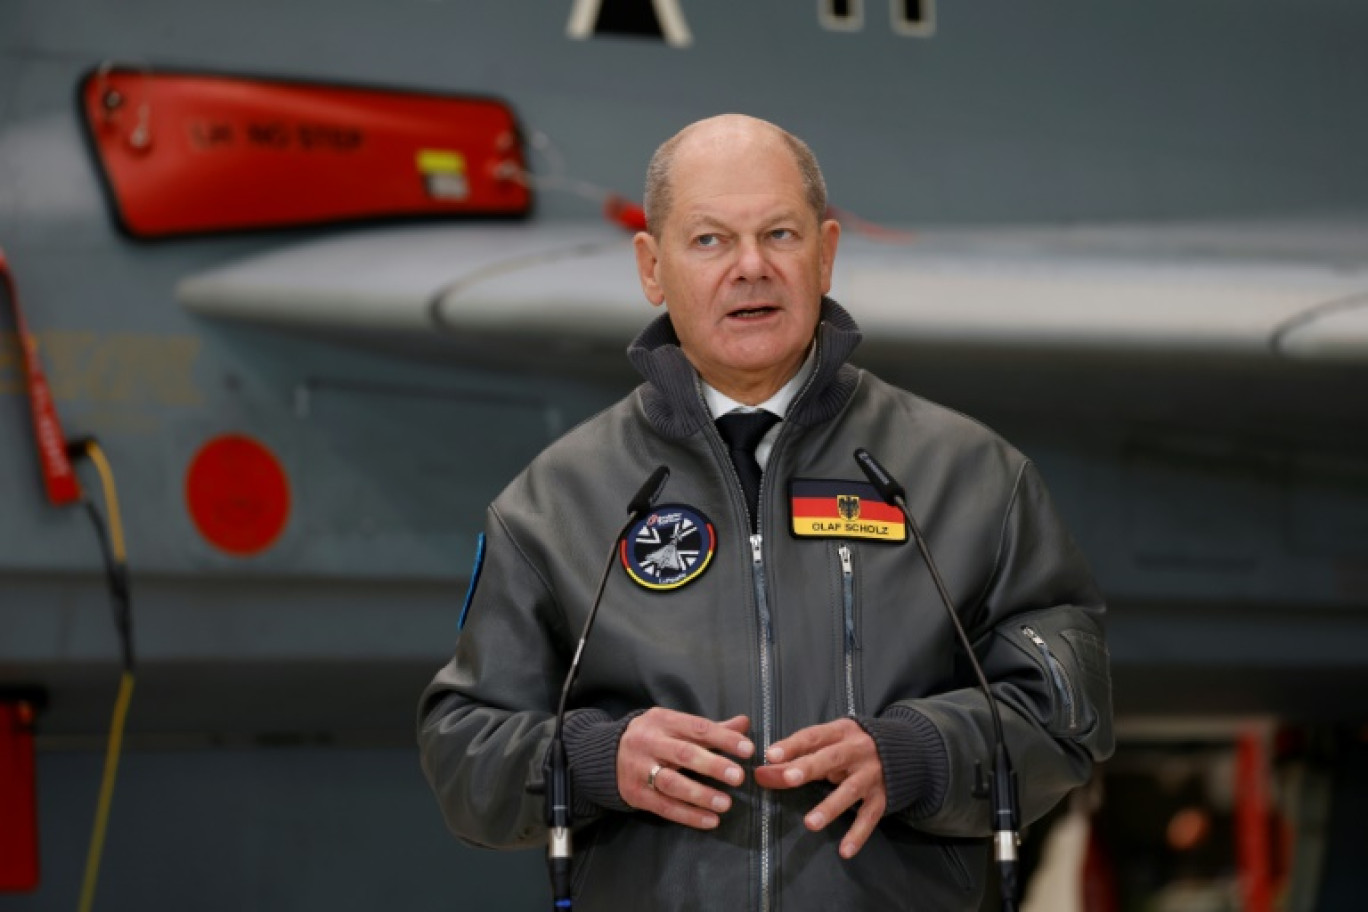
701, 344, 817, 421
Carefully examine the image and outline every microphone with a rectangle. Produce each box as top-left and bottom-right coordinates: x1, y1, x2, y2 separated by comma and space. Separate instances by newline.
853, 448, 905, 503
853, 448, 1022, 911
627, 465, 670, 517
545, 465, 670, 910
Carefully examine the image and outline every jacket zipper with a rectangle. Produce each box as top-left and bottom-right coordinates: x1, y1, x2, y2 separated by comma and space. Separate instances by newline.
1021, 626, 1077, 730
838, 544, 857, 716
706, 423, 775, 912
697, 340, 822, 912
698, 391, 773, 912
750, 532, 775, 912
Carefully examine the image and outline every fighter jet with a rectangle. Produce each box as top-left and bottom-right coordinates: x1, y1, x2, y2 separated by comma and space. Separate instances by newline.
3, 1, 1367, 907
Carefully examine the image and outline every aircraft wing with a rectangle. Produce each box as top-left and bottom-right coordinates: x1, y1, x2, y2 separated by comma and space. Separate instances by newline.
177, 224, 644, 338
177, 219, 1368, 362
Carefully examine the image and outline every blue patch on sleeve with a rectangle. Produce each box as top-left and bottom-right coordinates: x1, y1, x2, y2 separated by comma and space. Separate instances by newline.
457, 533, 486, 631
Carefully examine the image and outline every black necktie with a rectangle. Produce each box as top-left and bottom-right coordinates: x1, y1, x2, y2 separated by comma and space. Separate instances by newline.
715, 410, 780, 529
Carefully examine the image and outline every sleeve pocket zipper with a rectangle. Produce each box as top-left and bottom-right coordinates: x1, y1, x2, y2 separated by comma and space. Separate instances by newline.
1021, 626, 1077, 732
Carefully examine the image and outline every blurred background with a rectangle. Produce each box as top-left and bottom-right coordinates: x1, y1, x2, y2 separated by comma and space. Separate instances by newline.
3, 1, 1367, 909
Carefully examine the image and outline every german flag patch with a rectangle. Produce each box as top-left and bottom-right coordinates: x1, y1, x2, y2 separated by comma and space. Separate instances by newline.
789, 479, 907, 543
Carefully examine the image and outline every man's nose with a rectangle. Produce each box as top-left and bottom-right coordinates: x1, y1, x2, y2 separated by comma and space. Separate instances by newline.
731, 237, 770, 282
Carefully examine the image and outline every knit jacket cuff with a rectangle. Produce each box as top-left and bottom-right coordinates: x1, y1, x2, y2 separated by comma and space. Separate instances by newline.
855, 706, 949, 819
561, 708, 642, 816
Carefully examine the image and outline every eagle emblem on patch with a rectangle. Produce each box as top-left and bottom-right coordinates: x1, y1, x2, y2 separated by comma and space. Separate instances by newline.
837, 495, 861, 520
620, 504, 717, 591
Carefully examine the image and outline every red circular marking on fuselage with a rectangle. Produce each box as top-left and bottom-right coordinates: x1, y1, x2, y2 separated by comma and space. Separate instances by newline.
185, 434, 291, 557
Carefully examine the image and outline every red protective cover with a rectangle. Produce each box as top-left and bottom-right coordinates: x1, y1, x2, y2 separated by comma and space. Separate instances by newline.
1235, 732, 1273, 912
79, 67, 531, 238
0, 702, 39, 892
0, 251, 80, 506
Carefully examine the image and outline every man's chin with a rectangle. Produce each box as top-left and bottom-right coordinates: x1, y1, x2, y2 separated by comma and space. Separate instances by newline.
717, 347, 806, 380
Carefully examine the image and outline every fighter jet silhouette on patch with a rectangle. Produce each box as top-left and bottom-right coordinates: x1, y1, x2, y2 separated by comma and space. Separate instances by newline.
638, 518, 699, 576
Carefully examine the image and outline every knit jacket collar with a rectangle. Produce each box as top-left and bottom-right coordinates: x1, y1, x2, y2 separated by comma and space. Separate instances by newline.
627, 297, 864, 439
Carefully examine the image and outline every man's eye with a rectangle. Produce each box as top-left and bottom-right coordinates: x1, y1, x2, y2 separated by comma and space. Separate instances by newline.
770, 228, 795, 241
695, 234, 719, 247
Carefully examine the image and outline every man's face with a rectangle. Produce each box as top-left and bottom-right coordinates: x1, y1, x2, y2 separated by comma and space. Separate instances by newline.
633, 132, 840, 401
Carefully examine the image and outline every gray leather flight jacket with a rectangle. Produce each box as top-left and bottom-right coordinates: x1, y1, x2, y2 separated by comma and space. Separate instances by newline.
419, 299, 1113, 911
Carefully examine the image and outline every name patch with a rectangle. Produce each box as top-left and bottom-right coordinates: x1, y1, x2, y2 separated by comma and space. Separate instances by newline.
620, 504, 717, 591
789, 479, 907, 543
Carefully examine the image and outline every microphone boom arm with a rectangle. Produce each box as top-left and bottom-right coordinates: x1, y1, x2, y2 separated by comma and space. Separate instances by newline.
853, 448, 1021, 911
545, 465, 669, 911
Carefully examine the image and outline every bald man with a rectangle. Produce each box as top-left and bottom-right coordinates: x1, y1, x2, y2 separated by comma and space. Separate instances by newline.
420, 115, 1113, 911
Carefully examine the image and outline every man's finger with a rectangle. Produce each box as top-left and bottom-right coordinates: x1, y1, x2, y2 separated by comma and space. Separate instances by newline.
755, 740, 853, 790
837, 795, 885, 859
765, 718, 851, 763
801, 773, 869, 832
623, 752, 739, 810
657, 708, 755, 760
649, 765, 734, 816
636, 784, 721, 831
648, 736, 745, 788
787, 740, 854, 786
720, 714, 751, 736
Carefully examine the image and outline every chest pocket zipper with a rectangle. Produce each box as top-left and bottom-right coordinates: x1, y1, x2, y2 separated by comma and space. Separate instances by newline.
838, 544, 859, 716
1022, 626, 1077, 732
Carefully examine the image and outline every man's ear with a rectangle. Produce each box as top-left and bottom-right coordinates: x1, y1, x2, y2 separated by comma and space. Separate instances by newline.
633, 231, 666, 307
819, 218, 841, 295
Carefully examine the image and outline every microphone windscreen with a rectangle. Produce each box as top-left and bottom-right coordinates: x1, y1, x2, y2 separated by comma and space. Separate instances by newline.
627, 465, 670, 516
853, 448, 907, 503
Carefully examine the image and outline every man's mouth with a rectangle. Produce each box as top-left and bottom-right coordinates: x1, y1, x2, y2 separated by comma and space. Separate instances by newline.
728, 305, 778, 319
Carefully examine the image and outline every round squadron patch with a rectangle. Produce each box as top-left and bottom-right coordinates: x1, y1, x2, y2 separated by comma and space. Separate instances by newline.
620, 504, 717, 591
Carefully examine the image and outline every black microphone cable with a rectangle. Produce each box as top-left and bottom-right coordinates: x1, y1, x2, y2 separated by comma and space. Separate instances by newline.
853, 448, 1021, 911
543, 465, 669, 910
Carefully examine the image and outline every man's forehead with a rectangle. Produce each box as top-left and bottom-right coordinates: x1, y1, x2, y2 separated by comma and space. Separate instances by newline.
675, 201, 808, 229
669, 139, 806, 205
